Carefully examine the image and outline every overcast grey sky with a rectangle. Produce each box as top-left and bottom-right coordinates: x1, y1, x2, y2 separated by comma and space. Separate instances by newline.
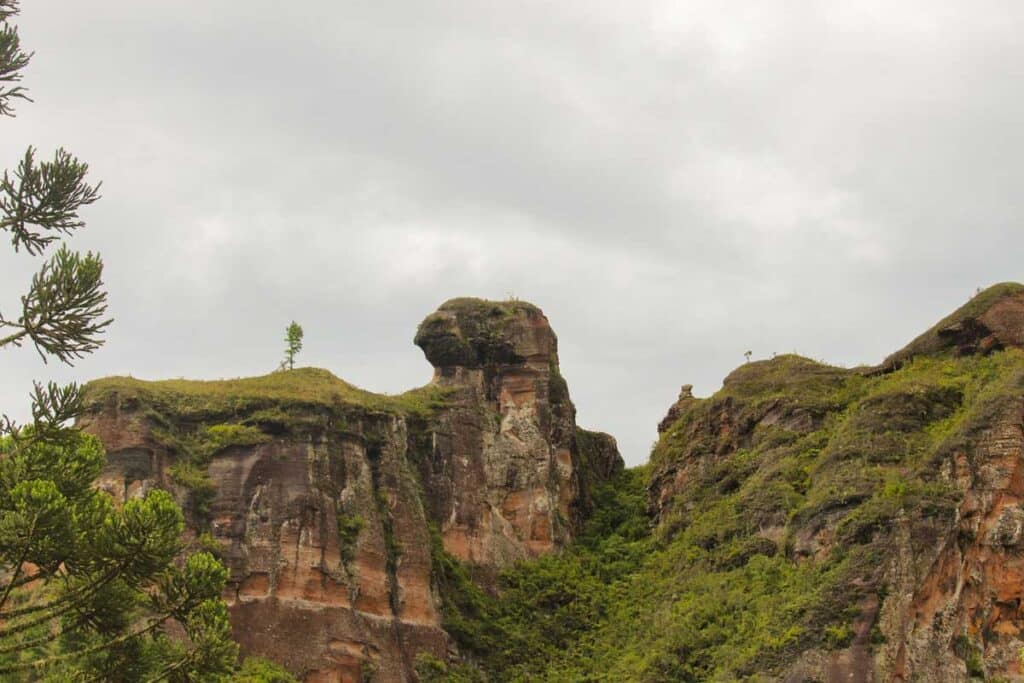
3, 1, 1023, 465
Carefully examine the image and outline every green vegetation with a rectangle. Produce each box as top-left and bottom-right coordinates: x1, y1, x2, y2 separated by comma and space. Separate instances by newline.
233, 657, 298, 682
336, 512, 365, 563
0, 432, 237, 680
156, 422, 269, 473
431, 467, 653, 680
204, 423, 271, 452
170, 460, 219, 519
0, 3, 236, 679
84, 367, 452, 422
432, 346, 1024, 681
415, 652, 485, 682
282, 321, 304, 371
716, 354, 858, 415
162, 422, 271, 523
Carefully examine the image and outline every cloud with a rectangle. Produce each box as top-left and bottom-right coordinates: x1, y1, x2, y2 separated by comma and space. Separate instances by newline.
2, 1, 1022, 463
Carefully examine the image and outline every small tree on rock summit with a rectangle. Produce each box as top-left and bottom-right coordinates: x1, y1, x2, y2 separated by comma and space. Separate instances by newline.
283, 321, 303, 370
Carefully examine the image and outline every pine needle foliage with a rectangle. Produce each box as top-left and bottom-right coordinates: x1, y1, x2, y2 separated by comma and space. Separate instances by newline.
0, 3, 238, 679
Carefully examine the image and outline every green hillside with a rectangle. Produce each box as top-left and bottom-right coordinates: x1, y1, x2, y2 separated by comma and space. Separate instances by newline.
430, 347, 1024, 681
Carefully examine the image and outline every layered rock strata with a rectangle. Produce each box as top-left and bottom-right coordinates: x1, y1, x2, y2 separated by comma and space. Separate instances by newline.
412, 298, 606, 569
648, 283, 1024, 681
80, 298, 621, 683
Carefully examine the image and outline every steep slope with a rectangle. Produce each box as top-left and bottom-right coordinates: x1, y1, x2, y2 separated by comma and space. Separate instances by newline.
413, 298, 593, 569
646, 284, 1024, 681
879, 282, 1024, 373
439, 283, 1024, 682
79, 299, 622, 683
79, 286, 1024, 682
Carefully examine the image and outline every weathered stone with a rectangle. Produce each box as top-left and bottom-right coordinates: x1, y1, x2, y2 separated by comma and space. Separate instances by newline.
646, 285, 1024, 682
658, 384, 697, 433
80, 298, 623, 682
412, 298, 596, 571
879, 282, 1024, 372
873, 401, 1024, 682
987, 505, 1024, 547
81, 403, 445, 683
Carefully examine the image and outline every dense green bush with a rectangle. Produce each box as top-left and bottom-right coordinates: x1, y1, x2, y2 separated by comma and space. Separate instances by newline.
233, 657, 298, 682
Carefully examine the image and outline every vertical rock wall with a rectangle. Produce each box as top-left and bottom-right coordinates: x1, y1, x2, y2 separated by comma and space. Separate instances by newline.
80, 298, 623, 682
413, 298, 588, 568
645, 284, 1024, 682
81, 400, 446, 682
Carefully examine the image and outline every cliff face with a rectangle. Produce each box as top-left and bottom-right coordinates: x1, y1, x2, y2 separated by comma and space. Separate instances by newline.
78, 285, 1024, 682
80, 299, 622, 683
83, 395, 443, 683
412, 299, 582, 568
647, 283, 1024, 682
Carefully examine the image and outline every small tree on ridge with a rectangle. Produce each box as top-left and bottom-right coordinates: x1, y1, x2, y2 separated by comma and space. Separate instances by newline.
283, 321, 303, 370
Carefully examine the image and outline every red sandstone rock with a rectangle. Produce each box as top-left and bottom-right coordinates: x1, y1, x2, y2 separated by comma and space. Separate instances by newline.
80, 298, 623, 682
649, 285, 1024, 682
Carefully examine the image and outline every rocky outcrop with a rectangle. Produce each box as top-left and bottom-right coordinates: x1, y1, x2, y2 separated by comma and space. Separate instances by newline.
879, 282, 1024, 373
874, 394, 1024, 681
649, 356, 850, 524
80, 298, 622, 683
657, 384, 696, 434
648, 283, 1024, 681
575, 428, 624, 493
82, 387, 446, 683
412, 299, 589, 568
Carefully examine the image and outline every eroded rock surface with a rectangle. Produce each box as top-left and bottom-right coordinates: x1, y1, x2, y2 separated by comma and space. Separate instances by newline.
876, 397, 1024, 681
81, 298, 622, 682
648, 283, 1024, 682
82, 395, 444, 683
413, 298, 593, 568
880, 282, 1024, 372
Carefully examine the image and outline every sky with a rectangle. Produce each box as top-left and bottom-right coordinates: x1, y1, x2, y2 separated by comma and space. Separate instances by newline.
2, 1, 1023, 465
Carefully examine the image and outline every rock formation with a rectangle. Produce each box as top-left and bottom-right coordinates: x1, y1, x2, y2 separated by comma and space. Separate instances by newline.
79, 298, 622, 683
648, 283, 1024, 681
879, 282, 1024, 372
412, 299, 585, 568
77, 283, 1024, 682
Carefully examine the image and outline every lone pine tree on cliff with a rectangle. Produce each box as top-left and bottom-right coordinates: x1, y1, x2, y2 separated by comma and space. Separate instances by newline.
0, 2, 236, 679
283, 321, 303, 370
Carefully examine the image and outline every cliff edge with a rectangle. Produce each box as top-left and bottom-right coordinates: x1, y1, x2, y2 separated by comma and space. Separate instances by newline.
643, 282, 1024, 681
79, 299, 622, 683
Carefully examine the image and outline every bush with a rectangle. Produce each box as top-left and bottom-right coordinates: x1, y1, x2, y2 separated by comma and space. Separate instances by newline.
233, 657, 297, 682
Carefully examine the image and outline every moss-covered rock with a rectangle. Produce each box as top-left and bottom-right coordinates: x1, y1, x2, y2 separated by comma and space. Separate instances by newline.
438, 286, 1024, 682
80, 297, 626, 681
84, 367, 452, 425
880, 281, 1024, 371
413, 298, 548, 369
